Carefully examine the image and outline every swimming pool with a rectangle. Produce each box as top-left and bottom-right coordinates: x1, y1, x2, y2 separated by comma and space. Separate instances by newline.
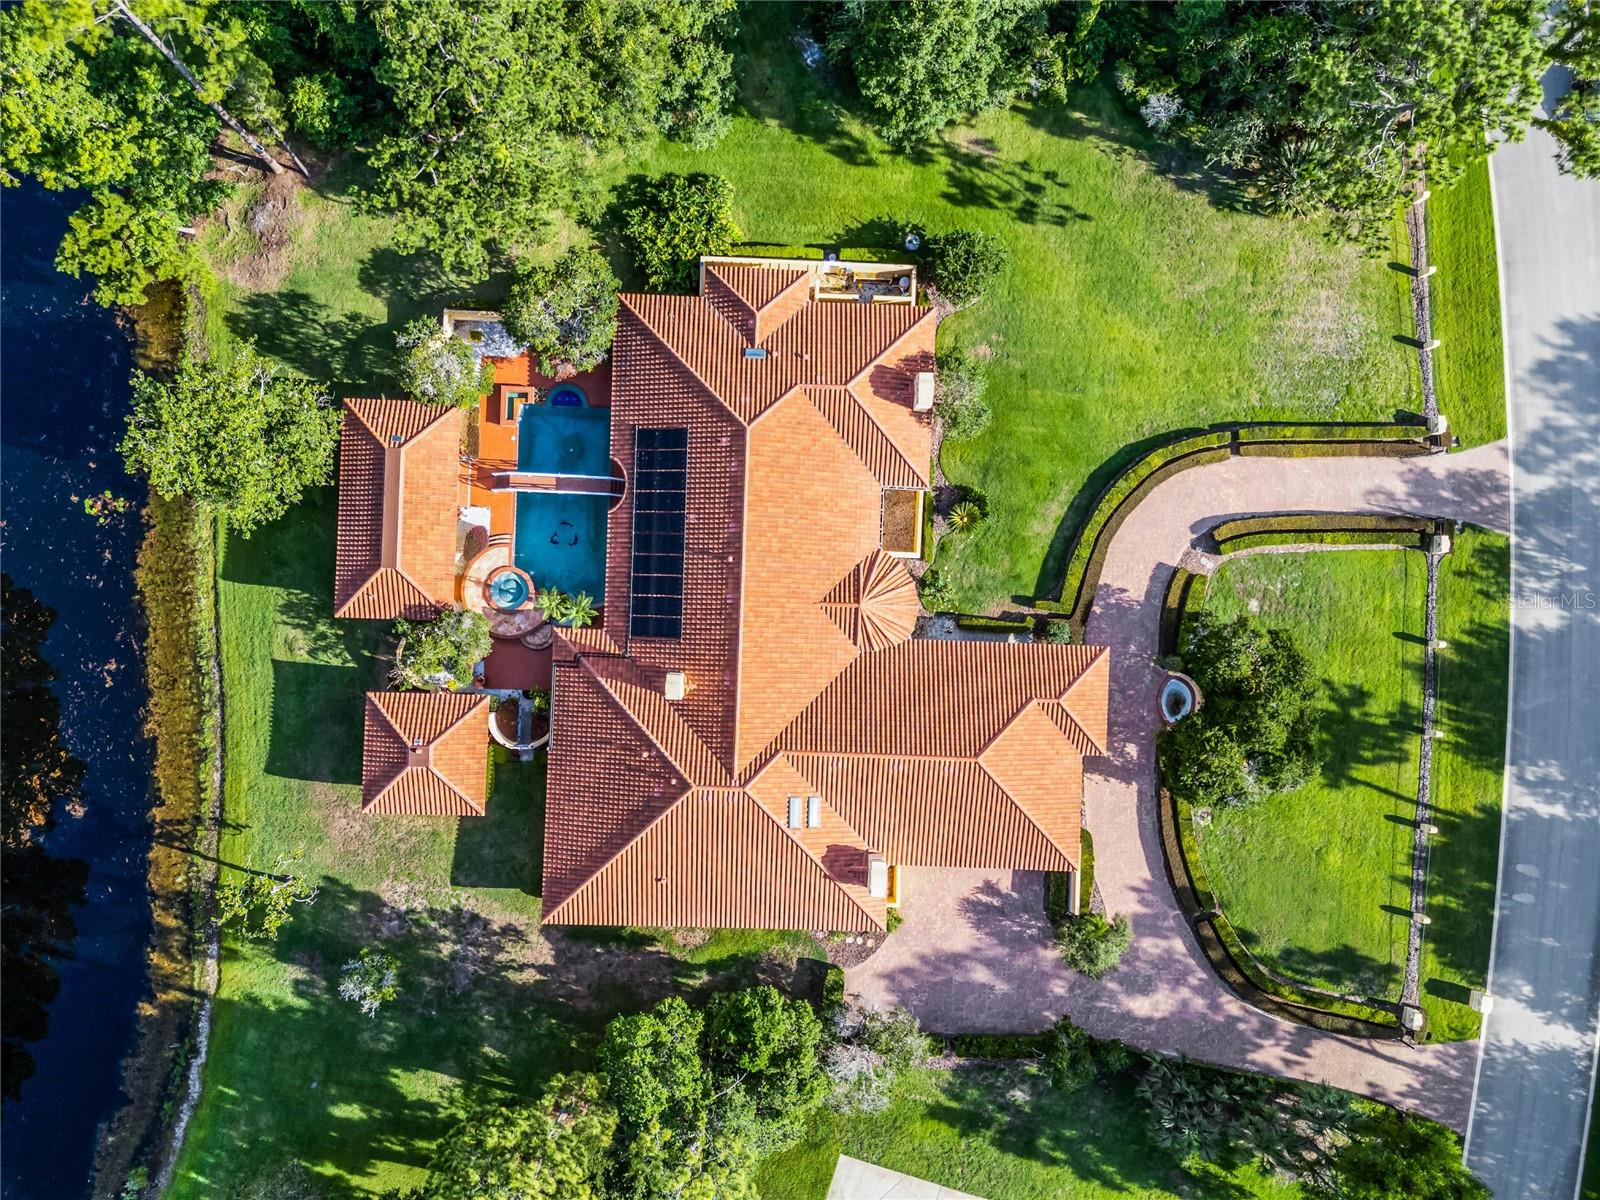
514, 492, 608, 601
518, 398, 610, 477
512, 396, 611, 600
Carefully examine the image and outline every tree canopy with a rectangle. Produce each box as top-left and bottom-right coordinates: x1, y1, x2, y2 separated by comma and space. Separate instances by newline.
395, 317, 494, 409
1541, 1, 1600, 179
409, 1076, 616, 1200
822, 0, 1104, 148
1315, 1107, 1488, 1200
1112, 0, 1545, 230
502, 247, 620, 375
120, 346, 338, 536
620, 173, 740, 292
1160, 614, 1322, 806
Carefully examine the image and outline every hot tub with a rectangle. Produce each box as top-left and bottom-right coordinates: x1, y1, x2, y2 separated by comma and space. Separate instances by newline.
487, 566, 531, 611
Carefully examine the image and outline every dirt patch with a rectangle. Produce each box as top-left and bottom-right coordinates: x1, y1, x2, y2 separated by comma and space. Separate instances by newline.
820, 930, 889, 969
220, 170, 306, 291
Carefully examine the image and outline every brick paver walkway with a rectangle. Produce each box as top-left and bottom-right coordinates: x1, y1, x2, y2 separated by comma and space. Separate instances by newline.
848, 443, 1509, 1130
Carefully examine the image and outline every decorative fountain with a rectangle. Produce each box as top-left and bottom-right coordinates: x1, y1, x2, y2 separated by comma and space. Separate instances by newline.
1158, 672, 1201, 726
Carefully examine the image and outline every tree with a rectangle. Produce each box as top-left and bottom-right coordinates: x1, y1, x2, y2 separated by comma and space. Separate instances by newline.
1159, 614, 1322, 807
412, 1075, 616, 1200
56, 192, 187, 306
619, 173, 740, 292
392, 610, 492, 691
1316, 1107, 1488, 1200
120, 346, 338, 536
935, 350, 991, 439
1112, 2, 1545, 231
1055, 911, 1133, 978
825, 1003, 930, 1113
338, 947, 398, 1017
502, 247, 620, 375
216, 850, 318, 940
923, 230, 1007, 309
704, 985, 827, 1122
822, 0, 1066, 148
395, 317, 493, 409
1540, 1, 1600, 179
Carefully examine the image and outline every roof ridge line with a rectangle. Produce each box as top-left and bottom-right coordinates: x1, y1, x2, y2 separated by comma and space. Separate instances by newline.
540, 783, 694, 923
974, 750, 1078, 865
809, 386, 923, 488
620, 296, 752, 429
1056, 646, 1110, 755
578, 658, 724, 786
741, 786, 880, 929
842, 306, 938, 397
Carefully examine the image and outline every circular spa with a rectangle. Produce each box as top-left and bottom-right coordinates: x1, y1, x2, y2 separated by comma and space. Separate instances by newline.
1158, 672, 1201, 726
486, 566, 532, 611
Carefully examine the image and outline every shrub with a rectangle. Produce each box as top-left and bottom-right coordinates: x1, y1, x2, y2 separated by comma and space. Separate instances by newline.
338, 948, 398, 1017
395, 316, 494, 408
935, 350, 991, 438
561, 591, 597, 629
216, 851, 318, 940
620, 173, 740, 291
826, 1002, 929, 1113
285, 71, 358, 147
392, 609, 492, 691
1159, 614, 1321, 807
501, 246, 620, 374
923, 229, 1006, 307
947, 500, 982, 532
918, 568, 955, 612
1055, 912, 1132, 978
1044, 621, 1074, 644
1044, 1017, 1097, 1091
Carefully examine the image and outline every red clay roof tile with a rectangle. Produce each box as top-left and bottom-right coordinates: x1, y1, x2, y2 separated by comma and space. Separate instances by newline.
362, 691, 488, 815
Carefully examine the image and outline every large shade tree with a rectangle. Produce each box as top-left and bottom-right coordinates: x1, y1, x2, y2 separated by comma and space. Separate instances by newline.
501, 246, 620, 375
1540, 0, 1600, 179
120, 345, 338, 535
1113, 0, 1545, 230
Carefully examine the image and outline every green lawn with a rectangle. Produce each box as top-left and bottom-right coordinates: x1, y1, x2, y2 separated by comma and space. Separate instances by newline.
1193, 550, 1427, 1003
1423, 525, 1510, 1040
755, 1067, 1302, 1200
1427, 156, 1508, 448
1190, 533, 1507, 1039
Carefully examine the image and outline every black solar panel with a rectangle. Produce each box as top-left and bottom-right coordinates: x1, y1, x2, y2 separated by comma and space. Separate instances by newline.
630, 427, 688, 639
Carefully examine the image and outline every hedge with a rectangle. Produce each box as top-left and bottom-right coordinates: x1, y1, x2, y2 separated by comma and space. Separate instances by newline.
947, 1032, 1049, 1059
954, 613, 1034, 634
1211, 513, 1433, 541
1238, 440, 1429, 459
1161, 789, 1400, 1034
1159, 568, 1199, 657
1219, 530, 1429, 553
1235, 422, 1430, 442
735, 244, 825, 261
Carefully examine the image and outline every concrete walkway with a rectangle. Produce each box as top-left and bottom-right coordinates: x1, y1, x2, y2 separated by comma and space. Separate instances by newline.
827, 1155, 986, 1199
1466, 68, 1600, 1200
849, 443, 1508, 1130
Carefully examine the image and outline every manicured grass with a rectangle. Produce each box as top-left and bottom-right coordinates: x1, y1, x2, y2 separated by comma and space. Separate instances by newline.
754, 1066, 1302, 1200
1428, 157, 1508, 447
1194, 550, 1427, 1000
1423, 525, 1510, 1040
1190, 539, 1507, 1040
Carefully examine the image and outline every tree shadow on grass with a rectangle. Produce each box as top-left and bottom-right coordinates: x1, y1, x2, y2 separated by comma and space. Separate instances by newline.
265, 659, 365, 785
450, 751, 542, 894
1271, 941, 1404, 1001
1318, 679, 1419, 790
225, 289, 393, 397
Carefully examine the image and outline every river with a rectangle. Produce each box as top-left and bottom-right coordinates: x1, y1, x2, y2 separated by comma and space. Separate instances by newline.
1, 182, 158, 1200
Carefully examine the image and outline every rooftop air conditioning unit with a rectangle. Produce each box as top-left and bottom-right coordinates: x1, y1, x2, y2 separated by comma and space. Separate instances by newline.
868, 854, 889, 898
913, 371, 935, 413
664, 671, 686, 701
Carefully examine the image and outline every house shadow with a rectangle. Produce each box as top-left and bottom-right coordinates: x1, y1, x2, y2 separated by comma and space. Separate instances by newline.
450, 751, 544, 894
266, 659, 366, 784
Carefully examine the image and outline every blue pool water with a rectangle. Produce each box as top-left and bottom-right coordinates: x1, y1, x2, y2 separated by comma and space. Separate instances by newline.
513, 399, 611, 600
548, 384, 586, 407
514, 493, 609, 601
518, 400, 609, 476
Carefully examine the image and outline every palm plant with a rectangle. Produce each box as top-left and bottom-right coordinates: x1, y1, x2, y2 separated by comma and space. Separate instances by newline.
535, 586, 566, 622
948, 500, 982, 532
562, 591, 597, 628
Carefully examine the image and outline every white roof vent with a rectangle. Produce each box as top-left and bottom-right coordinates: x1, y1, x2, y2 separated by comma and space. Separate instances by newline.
868, 854, 889, 898
913, 371, 935, 412
664, 671, 686, 701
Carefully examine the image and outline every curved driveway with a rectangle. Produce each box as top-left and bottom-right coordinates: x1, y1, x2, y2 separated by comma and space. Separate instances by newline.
849, 442, 1508, 1129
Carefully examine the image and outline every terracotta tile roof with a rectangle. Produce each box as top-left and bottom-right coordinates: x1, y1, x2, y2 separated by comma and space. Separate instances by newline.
334, 399, 461, 620
820, 550, 921, 653
361, 691, 488, 814
534, 268, 1111, 931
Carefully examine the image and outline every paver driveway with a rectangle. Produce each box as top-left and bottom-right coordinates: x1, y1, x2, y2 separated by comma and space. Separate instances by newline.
849, 443, 1509, 1130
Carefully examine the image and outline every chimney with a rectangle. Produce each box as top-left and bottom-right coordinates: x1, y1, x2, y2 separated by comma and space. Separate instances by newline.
913, 371, 935, 413
663, 671, 687, 701
867, 854, 889, 898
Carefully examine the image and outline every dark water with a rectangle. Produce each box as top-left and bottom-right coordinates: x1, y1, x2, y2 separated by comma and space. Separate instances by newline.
1, 183, 157, 1200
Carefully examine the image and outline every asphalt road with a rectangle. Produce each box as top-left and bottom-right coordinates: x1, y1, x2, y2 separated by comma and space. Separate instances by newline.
1465, 69, 1600, 1200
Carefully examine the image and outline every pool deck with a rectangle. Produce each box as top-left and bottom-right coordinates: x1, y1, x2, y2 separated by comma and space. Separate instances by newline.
461, 357, 612, 542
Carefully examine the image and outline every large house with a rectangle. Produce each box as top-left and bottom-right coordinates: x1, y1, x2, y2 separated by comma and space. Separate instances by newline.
333, 255, 1109, 931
